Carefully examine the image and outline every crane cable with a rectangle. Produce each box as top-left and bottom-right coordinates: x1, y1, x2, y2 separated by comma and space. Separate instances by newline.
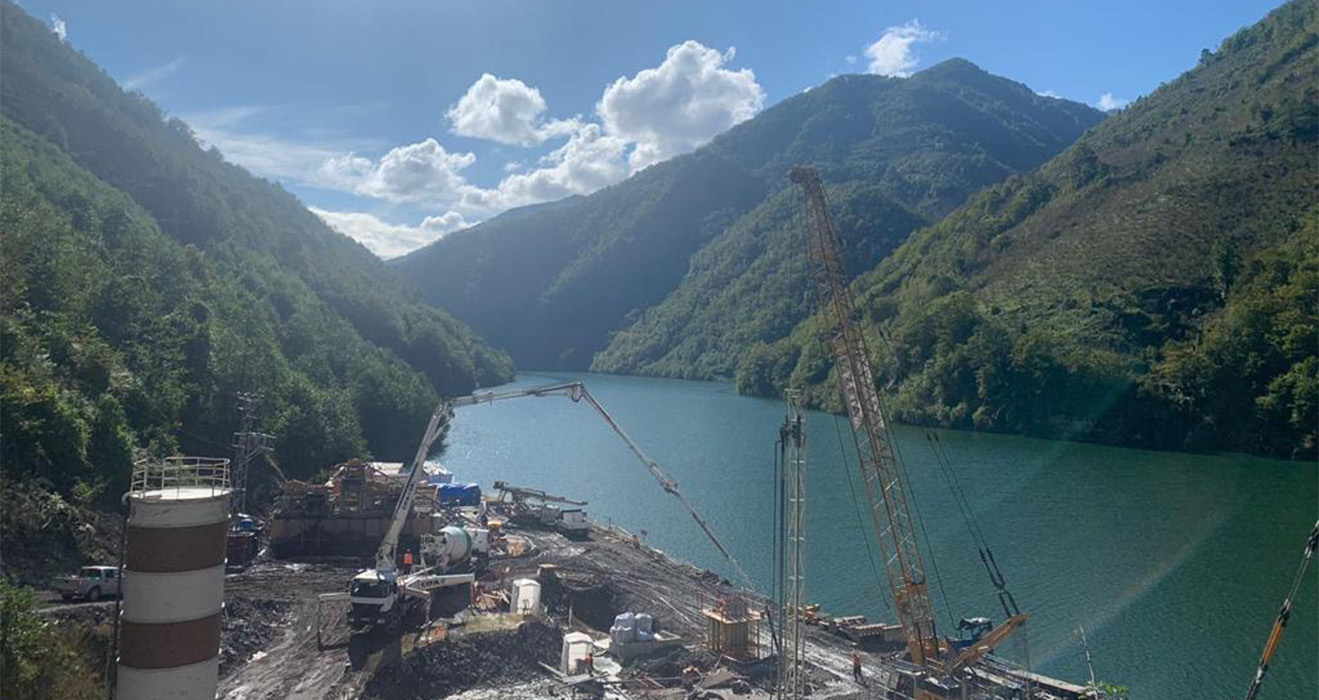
925, 431, 1021, 619
890, 424, 958, 630
1243, 519, 1319, 700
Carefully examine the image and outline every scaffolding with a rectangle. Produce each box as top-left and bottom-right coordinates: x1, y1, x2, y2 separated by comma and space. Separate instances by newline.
702, 594, 763, 661
774, 392, 807, 699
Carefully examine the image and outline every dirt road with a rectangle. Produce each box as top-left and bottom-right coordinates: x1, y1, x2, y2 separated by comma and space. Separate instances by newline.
218, 561, 369, 700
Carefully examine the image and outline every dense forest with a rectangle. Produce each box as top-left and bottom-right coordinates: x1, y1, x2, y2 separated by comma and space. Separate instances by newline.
398, 62, 1102, 372
737, 0, 1318, 458
0, 3, 512, 511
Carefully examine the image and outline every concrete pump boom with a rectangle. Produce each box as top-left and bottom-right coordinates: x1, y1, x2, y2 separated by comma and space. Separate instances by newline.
375, 403, 451, 574
451, 381, 752, 586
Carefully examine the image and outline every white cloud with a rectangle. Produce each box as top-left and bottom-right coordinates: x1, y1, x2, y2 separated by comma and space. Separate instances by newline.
316, 40, 763, 216
864, 20, 942, 77
845, 55, 858, 66
322, 138, 477, 205
310, 207, 470, 259
125, 58, 185, 91
447, 74, 579, 146
598, 40, 765, 171
50, 13, 67, 42
1037, 90, 1062, 99
464, 123, 629, 211
184, 106, 383, 188
1096, 93, 1129, 111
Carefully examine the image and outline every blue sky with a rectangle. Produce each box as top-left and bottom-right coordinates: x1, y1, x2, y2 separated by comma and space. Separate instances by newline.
23, 0, 1284, 257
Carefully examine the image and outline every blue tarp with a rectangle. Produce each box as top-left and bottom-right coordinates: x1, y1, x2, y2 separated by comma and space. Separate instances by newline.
437, 483, 481, 506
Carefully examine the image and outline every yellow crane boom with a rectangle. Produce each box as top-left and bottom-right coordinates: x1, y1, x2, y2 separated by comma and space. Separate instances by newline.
790, 166, 1025, 684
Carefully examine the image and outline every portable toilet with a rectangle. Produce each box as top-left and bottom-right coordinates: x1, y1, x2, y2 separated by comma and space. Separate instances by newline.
560, 632, 594, 675
511, 578, 542, 616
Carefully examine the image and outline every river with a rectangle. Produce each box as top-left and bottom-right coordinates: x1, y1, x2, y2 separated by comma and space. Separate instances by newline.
439, 372, 1317, 699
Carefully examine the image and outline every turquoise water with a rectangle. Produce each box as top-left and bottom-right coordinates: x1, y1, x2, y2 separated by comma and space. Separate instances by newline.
439, 372, 1318, 699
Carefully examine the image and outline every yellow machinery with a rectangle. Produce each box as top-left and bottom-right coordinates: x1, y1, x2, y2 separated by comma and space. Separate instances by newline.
791, 166, 1026, 697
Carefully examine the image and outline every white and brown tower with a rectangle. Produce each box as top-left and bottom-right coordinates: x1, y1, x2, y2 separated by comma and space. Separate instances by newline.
117, 457, 230, 700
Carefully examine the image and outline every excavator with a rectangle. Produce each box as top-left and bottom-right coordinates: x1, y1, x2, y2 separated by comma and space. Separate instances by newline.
790, 166, 1027, 698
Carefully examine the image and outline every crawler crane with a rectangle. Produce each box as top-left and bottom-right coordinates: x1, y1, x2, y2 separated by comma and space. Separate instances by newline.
790, 166, 1027, 698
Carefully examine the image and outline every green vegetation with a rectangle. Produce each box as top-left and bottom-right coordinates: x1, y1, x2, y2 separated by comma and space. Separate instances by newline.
0, 3, 512, 508
1, 579, 108, 700
399, 60, 1102, 375
739, 0, 1318, 458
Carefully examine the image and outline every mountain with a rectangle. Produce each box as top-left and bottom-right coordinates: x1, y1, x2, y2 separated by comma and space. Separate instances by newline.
0, 2, 512, 493
397, 61, 1103, 373
738, 0, 1318, 458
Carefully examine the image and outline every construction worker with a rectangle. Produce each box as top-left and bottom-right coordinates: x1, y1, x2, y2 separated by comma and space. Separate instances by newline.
402, 549, 414, 574
851, 647, 864, 683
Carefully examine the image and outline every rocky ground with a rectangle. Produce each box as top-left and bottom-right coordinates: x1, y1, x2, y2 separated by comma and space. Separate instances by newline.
43, 514, 1076, 700
203, 521, 888, 700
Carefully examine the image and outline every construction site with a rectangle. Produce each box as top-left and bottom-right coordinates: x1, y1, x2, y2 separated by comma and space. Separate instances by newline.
86, 166, 1319, 700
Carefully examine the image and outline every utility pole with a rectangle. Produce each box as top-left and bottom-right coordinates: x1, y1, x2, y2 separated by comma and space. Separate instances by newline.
230, 392, 274, 515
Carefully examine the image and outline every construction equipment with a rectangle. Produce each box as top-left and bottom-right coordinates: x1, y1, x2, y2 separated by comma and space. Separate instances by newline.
773, 392, 807, 699
492, 481, 591, 534
790, 166, 1026, 693
346, 405, 472, 632
1242, 519, 1319, 700
452, 381, 754, 586
493, 481, 587, 508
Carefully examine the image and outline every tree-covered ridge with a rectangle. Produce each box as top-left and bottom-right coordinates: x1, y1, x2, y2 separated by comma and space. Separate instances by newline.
0, 2, 513, 499
0, 3, 511, 399
398, 60, 1103, 373
1, 118, 431, 492
739, 0, 1318, 458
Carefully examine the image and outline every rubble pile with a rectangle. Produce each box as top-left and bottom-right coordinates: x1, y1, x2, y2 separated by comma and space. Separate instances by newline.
220, 595, 293, 675
363, 622, 563, 700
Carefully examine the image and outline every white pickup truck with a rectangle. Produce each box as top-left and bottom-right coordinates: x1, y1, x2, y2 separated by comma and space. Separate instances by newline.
54, 565, 121, 602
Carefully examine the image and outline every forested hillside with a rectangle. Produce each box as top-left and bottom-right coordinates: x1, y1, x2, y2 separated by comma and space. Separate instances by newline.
0, 2, 512, 503
739, 0, 1318, 458
399, 61, 1102, 373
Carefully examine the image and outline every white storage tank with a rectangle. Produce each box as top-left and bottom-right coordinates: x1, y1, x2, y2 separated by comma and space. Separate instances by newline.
511, 578, 541, 615
116, 457, 230, 700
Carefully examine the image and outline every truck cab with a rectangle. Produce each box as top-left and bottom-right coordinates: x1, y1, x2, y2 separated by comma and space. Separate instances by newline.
54, 566, 121, 601
347, 569, 399, 630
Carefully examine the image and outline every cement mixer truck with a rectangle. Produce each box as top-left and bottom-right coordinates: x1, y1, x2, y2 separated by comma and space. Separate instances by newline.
345, 406, 481, 632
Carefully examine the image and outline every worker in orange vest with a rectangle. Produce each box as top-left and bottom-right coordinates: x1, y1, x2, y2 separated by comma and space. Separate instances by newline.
402, 550, 414, 574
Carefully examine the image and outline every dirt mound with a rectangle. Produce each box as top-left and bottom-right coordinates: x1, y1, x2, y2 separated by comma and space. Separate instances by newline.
220, 595, 293, 676
364, 621, 563, 700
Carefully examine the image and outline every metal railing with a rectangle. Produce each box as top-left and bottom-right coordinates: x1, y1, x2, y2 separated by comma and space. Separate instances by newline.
129, 456, 230, 497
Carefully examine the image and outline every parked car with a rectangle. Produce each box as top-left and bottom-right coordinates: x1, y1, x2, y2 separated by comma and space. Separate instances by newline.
53, 565, 121, 602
